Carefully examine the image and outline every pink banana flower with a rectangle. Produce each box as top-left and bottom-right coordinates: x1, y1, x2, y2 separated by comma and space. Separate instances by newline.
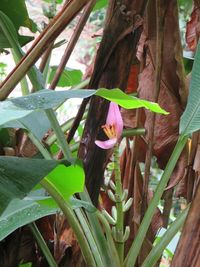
95, 102, 123, 149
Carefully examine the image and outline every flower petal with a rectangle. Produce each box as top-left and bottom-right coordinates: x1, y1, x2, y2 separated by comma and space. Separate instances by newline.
95, 138, 117, 149
106, 102, 123, 138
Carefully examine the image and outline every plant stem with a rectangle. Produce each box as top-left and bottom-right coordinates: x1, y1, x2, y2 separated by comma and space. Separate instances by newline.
45, 112, 87, 146
74, 208, 104, 267
80, 188, 116, 267
12, 51, 30, 96
28, 132, 96, 266
29, 222, 58, 267
124, 135, 188, 267
71, 78, 90, 90
28, 132, 52, 160
122, 128, 145, 138
49, 0, 95, 90
45, 109, 74, 162
0, 0, 90, 100
97, 211, 121, 267
141, 205, 189, 267
114, 144, 124, 264
40, 179, 97, 267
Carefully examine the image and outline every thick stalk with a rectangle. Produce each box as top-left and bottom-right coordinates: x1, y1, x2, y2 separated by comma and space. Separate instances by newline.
29, 222, 58, 267
97, 211, 121, 267
124, 135, 188, 267
122, 128, 145, 138
40, 179, 97, 267
141, 205, 189, 267
45, 112, 87, 146
45, 109, 74, 162
80, 188, 116, 267
28, 132, 52, 160
74, 208, 104, 267
29, 132, 97, 267
114, 144, 124, 264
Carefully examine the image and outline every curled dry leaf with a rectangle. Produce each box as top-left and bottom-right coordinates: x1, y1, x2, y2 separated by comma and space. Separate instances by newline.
137, 0, 188, 191
186, 6, 200, 51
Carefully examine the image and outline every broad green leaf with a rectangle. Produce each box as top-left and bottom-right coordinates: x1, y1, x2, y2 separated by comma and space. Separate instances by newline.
0, 156, 59, 214
0, 101, 31, 126
0, 198, 59, 241
2, 110, 51, 140
0, 89, 167, 126
0, 3, 35, 49
46, 163, 85, 200
95, 88, 169, 114
180, 42, 200, 136
141, 206, 189, 267
10, 89, 95, 110
0, 0, 36, 31
10, 88, 167, 112
48, 67, 83, 87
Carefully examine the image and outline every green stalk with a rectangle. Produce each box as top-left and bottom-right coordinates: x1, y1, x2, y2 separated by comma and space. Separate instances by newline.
0, 11, 43, 92
45, 112, 87, 146
124, 135, 188, 267
40, 178, 97, 267
0, 12, 29, 96
45, 109, 74, 162
114, 144, 124, 264
12, 51, 29, 96
29, 130, 97, 267
74, 208, 105, 267
71, 78, 90, 90
141, 205, 189, 267
122, 128, 145, 138
28, 131, 52, 160
97, 211, 121, 267
29, 222, 58, 267
80, 189, 116, 267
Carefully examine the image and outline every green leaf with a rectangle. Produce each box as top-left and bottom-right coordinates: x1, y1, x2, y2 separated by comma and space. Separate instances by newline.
141, 206, 189, 267
46, 162, 85, 200
48, 67, 83, 87
0, 89, 167, 126
0, 0, 36, 31
2, 110, 51, 140
0, 11, 44, 90
0, 198, 59, 241
19, 263, 32, 267
0, 101, 31, 126
0, 156, 59, 214
93, 0, 108, 11
0, 1, 36, 49
0, 128, 10, 146
180, 42, 200, 136
10, 89, 95, 110
9, 88, 167, 113
95, 88, 169, 114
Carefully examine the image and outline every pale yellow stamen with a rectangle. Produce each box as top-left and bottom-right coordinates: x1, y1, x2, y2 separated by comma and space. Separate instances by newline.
102, 124, 117, 139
